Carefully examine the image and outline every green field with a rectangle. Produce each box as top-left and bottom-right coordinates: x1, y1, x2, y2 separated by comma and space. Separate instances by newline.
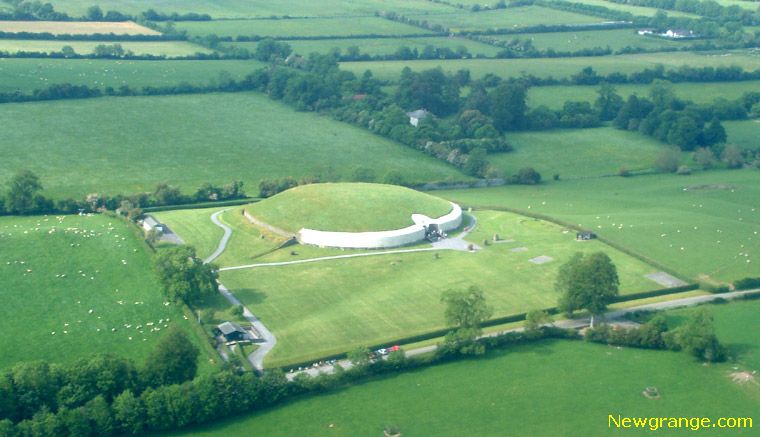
45, 0, 450, 18
492, 28, 694, 52
0, 40, 212, 57
178, 338, 759, 436
491, 126, 672, 178
151, 207, 228, 260
0, 214, 215, 372
440, 169, 760, 283
0, 58, 264, 93
569, 0, 701, 17
0, 93, 464, 199
409, 6, 605, 32
224, 35, 502, 58
175, 17, 435, 38
220, 209, 660, 367
723, 119, 760, 150
528, 81, 760, 110
340, 50, 760, 81
246, 183, 453, 233
0, 20, 159, 35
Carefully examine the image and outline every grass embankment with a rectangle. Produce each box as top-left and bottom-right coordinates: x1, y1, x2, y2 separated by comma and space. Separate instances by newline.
246, 183, 453, 233
221, 210, 661, 367
177, 337, 759, 436
439, 169, 760, 283
0, 214, 216, 373
0, 93, 464, 199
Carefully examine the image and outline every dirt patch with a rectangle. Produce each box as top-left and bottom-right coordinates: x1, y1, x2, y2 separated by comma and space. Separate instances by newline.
529, 255, 553, 264
510, 246, 528, 252
645, 272, 688, 288
729, 371, 758, 385
0, 21, 160, 35
683, 184, 737, 192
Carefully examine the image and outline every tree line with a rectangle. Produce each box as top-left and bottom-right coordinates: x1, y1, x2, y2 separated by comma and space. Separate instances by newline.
1, 170, 246, 216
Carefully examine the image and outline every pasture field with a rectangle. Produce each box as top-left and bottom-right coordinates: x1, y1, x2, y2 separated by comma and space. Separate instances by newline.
245, 183, 453, 233
0, 93, 464, 198
492, 28, 693, 52
220, 210, 661, 367
0, 40, 212, 57
568, 0, 702, 17
409, 6, 605, 32
174, 17, 435, 39
0, 58, 265, 93
224, 35, 502, 58
0, 20, 159, 35
490, 126, 673, 178
340, 50, 760, 81
177, 339, 759, 436
0, 214, 216, 372
723, 119, 760, 150
439, 169, 760, 283
528, 81, 760, 110
45, 0, 450, 18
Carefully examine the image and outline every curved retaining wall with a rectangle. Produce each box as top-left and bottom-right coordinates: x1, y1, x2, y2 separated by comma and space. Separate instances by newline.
297, 202, 462, 249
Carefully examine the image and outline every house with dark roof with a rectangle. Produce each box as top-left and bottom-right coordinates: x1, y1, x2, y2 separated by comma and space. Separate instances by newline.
217, 321, 248, 342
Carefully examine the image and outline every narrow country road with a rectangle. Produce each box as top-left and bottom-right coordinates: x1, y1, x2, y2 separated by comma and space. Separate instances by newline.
203, 208, 277, 374
286, 288, 759, 380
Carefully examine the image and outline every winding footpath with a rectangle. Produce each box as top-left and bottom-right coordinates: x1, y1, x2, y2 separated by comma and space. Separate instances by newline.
204, 209, 277, 374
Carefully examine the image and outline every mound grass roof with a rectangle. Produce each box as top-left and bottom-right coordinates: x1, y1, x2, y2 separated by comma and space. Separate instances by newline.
246, 183, 452, 233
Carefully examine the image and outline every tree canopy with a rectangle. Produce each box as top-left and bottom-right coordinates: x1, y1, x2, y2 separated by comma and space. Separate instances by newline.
556, 252, 619, 327
151, 246, 218, 306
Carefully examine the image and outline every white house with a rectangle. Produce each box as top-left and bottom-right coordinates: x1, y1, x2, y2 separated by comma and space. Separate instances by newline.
142, 215, 164, 233
406, 109, 433, 126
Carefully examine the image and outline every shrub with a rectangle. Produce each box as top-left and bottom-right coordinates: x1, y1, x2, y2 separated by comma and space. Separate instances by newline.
618, 167, 631, 177
676, 165, 691, 175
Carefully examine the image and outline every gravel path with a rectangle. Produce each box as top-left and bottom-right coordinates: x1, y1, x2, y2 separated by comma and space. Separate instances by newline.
204, 208, 277, 374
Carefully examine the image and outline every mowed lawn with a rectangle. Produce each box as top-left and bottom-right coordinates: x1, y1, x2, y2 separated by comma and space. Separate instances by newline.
0, 40, 213, 57
246, 183, 453, 233
221, 210, 661, 367
0, 92, 464, 198
176, 339, 759, 436
409, 6, 605, 32
225, 36, 502, 58
340, 50, 760, 81
440, 169, 760, 283
0, 58, 265, 93
151, 207, 228, 261
0, 214, 215, 372
175, 17, 435, 38
528, 81, 760, 110
491, 126, 671, 178
0, 20, 159, 35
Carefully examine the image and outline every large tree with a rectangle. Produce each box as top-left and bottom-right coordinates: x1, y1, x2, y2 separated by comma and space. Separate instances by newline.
489, 83, 527, 132
556, 252, 619, 328
143, 326, 200, 386
440, 286, 493, 354
151, 245, 218, 306
6, 170, 43, 215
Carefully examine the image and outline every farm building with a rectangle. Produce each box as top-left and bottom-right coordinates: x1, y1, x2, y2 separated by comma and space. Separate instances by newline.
406, 109, 433, 126
217, 321, 249, 342
142, 215, 164, 233
577, 231, 596, 240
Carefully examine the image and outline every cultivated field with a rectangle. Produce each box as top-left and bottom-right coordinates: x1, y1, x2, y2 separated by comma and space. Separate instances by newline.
178, 338, 760, 435
492, 28, 694, 52
528, 81, 760, 110
220, 210, 661, 367
175, 17, 435, 38
246, 183, 453, 233
0, 93, 464, 198
340, 50, 760, 81
0, 40, 212, 57
225, 35, 502, 58
410, 6, 606, 32
0, 20, 159, 35
490, 126, 672, 178
0, 214, 215, 372
440, 169, 760, 283
0, 58, 265, 93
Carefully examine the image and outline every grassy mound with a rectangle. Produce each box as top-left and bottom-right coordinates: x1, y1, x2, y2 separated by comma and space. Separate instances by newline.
245, 183, 452, 233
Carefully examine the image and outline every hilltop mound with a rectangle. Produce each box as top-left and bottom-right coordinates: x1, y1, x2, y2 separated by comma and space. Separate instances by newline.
246, 183, 452, 233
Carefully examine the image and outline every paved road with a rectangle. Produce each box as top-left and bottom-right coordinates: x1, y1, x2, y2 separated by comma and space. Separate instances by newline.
286, 288, 759, 380
204, 208, 233, 264
203, 208, 277, 374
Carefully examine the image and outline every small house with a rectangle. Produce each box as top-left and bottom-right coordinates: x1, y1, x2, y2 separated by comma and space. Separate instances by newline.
142, 216, 164, 233
577, 231, 596, 240
217, 321, 248, 342
406, 109, 433, 126
664, 29, 696, 38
